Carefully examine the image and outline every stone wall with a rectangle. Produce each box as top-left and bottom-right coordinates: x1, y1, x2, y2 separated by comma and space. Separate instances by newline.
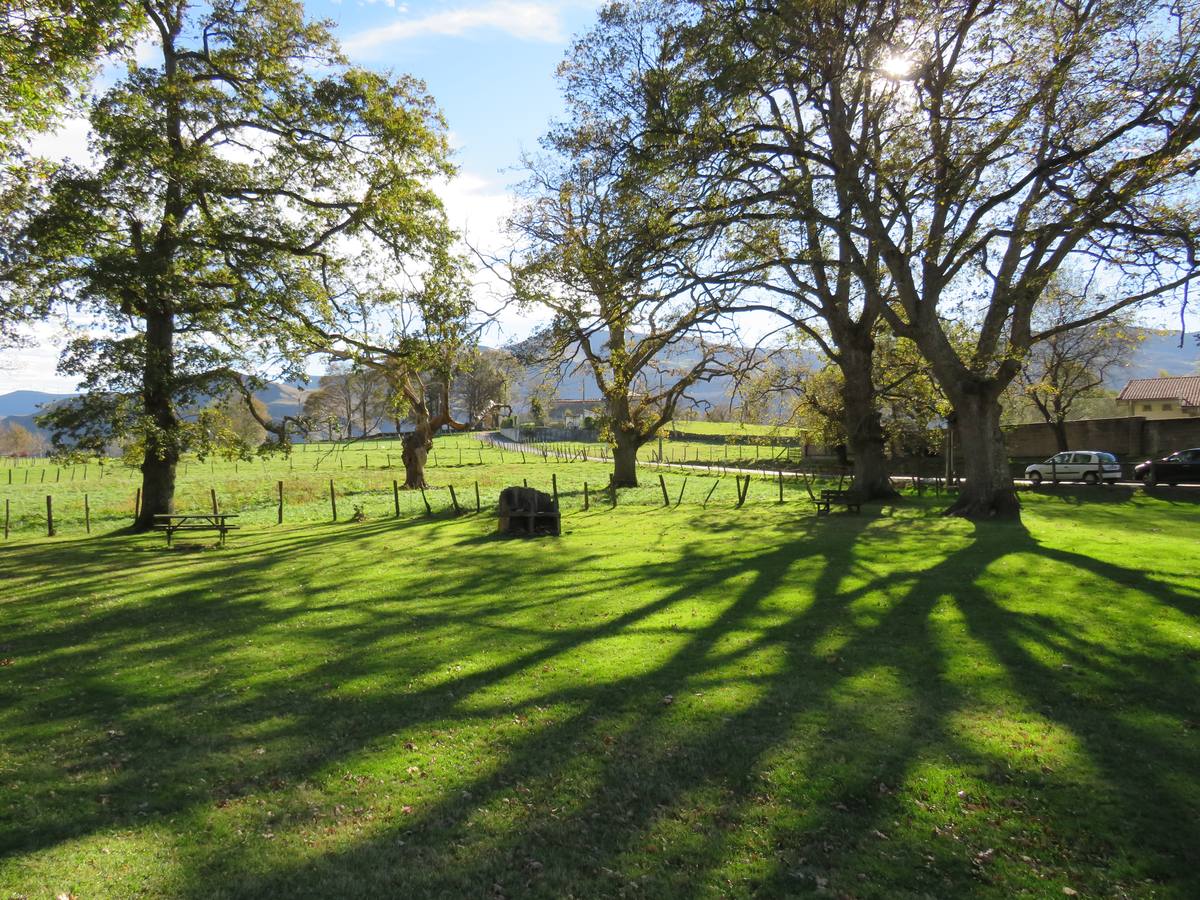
1002, 416, 1200, 460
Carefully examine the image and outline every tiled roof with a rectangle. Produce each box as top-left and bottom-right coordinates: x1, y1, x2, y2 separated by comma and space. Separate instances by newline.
1117, 376, 1200, 408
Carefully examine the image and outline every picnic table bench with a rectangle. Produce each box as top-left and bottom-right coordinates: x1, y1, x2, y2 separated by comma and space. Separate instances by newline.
814, 489, 861, 515
152, 513, 239, 547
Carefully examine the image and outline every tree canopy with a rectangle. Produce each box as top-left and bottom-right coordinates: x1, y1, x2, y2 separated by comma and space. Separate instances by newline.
16, 0, 456, 526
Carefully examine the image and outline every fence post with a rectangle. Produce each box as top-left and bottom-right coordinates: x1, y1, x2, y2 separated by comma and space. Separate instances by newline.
419, 485, 431, 516
277, 480, 284, 525
475, 481, 481, 512
552, 473, 559, 506
393, 480, 400, 517
703, 478, 719, 508
449, 485, 461, 514
329, 479, 337, 521
676, 476, 688, 507
778, 470, 784, 504
46, 495, 54, 537
210, 488, 219, 515
85, 494, 91, 534
584, 481, 590, 511
658, 473, 670, 507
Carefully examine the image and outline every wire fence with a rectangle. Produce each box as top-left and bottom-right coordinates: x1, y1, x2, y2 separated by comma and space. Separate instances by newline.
1, 434, 875, 542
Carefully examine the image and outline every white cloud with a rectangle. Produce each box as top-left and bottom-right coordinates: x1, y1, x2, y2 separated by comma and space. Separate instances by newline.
344, 1, 566, 54
26, 115, 93, 165
0, 323, 80, 393
437, 171, 549, 344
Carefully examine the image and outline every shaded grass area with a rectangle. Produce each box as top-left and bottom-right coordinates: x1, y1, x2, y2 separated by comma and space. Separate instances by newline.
1, 491, 1198, 898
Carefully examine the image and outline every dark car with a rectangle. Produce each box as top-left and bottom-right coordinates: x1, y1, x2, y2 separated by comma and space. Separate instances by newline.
1134, 448, 1200, 486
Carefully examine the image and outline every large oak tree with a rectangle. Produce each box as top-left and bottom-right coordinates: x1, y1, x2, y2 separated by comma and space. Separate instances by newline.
682, 0, 1200, 518
15, 0, 454, 528
508, 2, 743, 488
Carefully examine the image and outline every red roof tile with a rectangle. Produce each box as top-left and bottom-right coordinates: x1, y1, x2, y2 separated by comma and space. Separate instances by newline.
1117, 376, 1200, 408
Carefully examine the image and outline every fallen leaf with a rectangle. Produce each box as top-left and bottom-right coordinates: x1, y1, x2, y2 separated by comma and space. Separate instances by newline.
1062, 889, 1078, 897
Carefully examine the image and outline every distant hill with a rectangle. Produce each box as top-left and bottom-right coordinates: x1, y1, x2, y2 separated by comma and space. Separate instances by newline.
1104, 328, 1198, 386
0, 390, 78, 418
1, 327, 1194, 435
0, 379, 317, 440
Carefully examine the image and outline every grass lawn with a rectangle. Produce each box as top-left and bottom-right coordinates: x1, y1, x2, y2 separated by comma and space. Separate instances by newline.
1, 474, 1198, 897
666, 421, 807, 439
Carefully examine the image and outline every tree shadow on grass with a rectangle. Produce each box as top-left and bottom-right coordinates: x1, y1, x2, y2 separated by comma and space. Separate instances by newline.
2, 512, 1197, 897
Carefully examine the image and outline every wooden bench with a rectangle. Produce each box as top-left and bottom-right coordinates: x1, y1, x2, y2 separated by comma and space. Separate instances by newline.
814, 489, 861, 515
152, 513, 239, 547
497, 487, 560, 537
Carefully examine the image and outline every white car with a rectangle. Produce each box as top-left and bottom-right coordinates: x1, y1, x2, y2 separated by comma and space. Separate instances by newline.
1025, 451, 1121, 485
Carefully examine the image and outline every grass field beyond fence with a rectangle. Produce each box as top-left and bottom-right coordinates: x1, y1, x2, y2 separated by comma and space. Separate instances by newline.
1, 447, 1198, 898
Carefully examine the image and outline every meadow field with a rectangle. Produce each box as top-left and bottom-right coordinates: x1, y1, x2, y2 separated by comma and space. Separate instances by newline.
0, 435, 847, 542
1, 438, 1198, 898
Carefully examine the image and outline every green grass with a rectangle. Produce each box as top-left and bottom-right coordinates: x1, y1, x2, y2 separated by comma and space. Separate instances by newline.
0, 436, 838, 542
1, 466, 1198, 897
667, 420, 806, 438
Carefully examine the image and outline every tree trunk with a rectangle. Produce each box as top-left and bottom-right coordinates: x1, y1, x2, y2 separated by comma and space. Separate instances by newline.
1051, 419, 1069, 452
943, 389, 1021, 520
135, 307, 179, 530
612, 429, 640, 488
840, 344, 897, 500
401, 426, 431, 489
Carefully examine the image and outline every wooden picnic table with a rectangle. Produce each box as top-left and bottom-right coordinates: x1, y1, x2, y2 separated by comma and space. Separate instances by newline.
152, 513, 239, 547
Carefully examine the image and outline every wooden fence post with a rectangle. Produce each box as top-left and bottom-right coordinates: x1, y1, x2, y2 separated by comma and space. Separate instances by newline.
46, 495, 54, 537
474, 481, 481, 512
85, 494, 91, 534
584, 481, 590, 511
277, 481, 284, 524
449, 485, 461, 514
778, 470, 784, 504
676, 476, 688, 507
658, 473, 670, 507
419, 485, 431, 516
329, 479, 337, 521
393, 480, 400, 517
703, 478, 719, 508
552, 473, 559, 506
210, 488, 219, 515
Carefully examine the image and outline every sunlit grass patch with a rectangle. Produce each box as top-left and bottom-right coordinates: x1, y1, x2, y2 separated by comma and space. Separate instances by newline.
0, 485, 1197, 897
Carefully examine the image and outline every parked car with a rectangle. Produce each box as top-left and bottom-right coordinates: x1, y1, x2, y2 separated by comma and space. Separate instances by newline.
1024, 451, 1122, 485
1133, 448, 1200, 486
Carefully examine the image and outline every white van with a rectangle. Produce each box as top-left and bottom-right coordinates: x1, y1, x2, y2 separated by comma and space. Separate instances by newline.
1025, 451, 1122, 485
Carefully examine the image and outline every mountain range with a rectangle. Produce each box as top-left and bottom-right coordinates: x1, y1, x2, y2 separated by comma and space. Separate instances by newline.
1, 328, 1195, 436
